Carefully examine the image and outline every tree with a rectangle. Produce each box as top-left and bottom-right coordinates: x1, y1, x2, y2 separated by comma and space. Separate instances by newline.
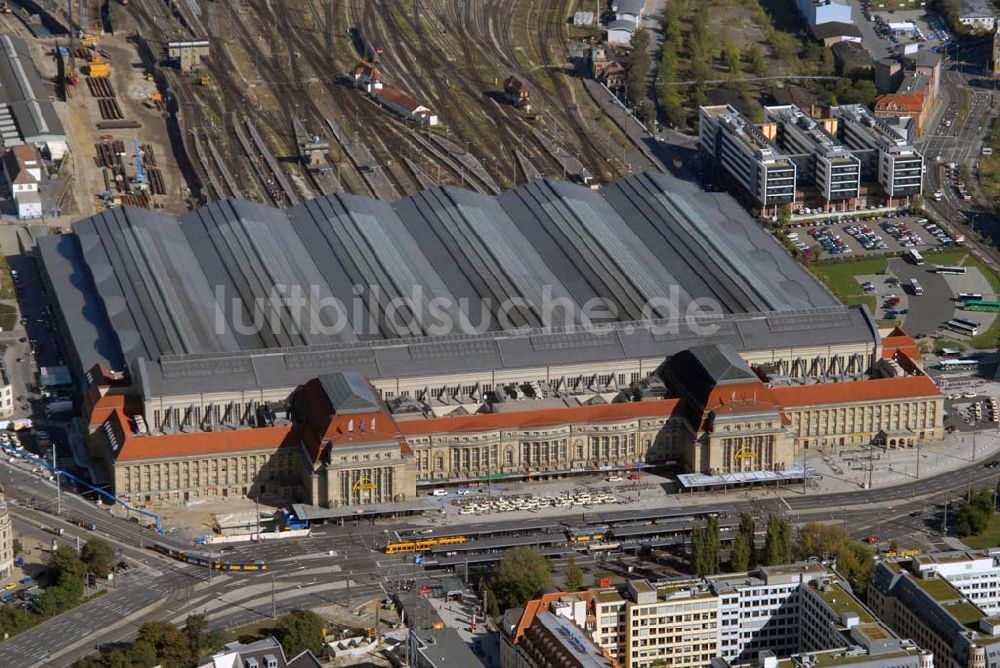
81, 539, 115, 579
794, 522, 849, 560
276, 610, 325, 658
12, 539, 21, 556
749, 44, 767, 78
626, 30, 652, 104
725, 43, 742, 77
184, 613, 209, 659
135, 620, 191, 667
730, 513, 756, 572
566, 557, 583, 592
836, 541, 874, 597
48, 546, 86, 586
957, 490, 995, 536
483, 585, 500, 618
762, 516, 792, 565
691, 518, 721, 575
490, 547, 551, 610
706, 515, 721, 574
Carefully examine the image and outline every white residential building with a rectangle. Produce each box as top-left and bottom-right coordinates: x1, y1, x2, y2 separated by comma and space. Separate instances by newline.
2, 144, 42, 219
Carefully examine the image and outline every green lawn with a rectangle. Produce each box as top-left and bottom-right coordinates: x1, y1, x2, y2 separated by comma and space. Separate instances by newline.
808, 257, 889, 303
0, 303, 16, 333
809, 258, 891, 323
0, 256, 13, 301
962, 513, 1000, 549
924, 250, 1000, 349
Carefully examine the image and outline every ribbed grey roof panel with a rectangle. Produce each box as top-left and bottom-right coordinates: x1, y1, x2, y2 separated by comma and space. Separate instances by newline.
41, 173, 860, 384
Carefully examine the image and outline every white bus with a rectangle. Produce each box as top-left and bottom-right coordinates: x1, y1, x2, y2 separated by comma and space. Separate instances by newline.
958, 292, 984, 301
934, 265, 967, 275
946, 318, 981, 336
906, 248, 924, 265
909, 278, 924, 296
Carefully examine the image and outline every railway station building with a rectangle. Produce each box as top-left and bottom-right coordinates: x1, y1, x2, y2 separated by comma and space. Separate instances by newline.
39, 174, 942, 508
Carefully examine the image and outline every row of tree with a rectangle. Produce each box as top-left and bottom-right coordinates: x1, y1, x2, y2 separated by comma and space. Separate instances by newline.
73, 610, 325, 668
691, 514, 793, 575
0, 538, 117, 637
690, 515, 874, 595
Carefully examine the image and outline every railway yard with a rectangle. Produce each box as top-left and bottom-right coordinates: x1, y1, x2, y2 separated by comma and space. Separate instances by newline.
89, 0, 652, 210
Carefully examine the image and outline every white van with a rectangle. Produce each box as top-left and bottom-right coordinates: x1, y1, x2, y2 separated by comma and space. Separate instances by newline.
607, 475, 623, 482
431, 489, 447, 497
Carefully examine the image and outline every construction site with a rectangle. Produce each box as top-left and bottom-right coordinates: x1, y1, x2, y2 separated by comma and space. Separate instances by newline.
6, 0, 666, 213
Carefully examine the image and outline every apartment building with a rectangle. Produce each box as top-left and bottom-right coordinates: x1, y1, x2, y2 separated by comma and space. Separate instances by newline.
830, 104, 923, 200
700, 105, 797, 211
870, 559, 1000, 668
763, 105, 861, 206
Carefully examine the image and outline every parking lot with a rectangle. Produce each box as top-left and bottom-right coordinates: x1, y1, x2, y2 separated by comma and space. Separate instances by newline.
863, 3, 954, 58
786, 213, 955, 259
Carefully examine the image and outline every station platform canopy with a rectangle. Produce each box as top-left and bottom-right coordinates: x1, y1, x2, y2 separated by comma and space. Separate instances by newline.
290, 499, 438, 522
677, 464, 812, 490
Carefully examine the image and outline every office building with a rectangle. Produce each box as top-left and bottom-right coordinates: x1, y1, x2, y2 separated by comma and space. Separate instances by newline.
509, 564, 929, 668
700, 105, 797, 211
763, 105, 861, 206
591, 579, 721, 668
903, 551, 1000, 616
830, 104, 923, 200
870, 557, 1000, 668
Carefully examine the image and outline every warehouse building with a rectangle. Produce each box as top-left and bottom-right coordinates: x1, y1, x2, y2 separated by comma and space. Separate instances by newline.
38, 175, 943, 507
0, 34, 66, 159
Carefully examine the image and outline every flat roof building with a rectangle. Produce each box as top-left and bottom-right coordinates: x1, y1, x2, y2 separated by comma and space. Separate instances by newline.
870, 558, 1000, 668
830, 104, 923, 200
699, 105, 797, 210
764, 105, 861, 204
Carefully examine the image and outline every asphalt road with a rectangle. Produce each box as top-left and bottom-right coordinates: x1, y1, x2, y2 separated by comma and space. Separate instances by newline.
889, 257, 955, 335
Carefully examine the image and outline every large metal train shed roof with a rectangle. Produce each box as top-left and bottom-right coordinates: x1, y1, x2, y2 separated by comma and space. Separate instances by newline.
38, 172, 870, 392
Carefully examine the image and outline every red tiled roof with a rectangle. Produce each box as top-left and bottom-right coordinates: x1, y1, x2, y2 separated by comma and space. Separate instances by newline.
512, 591, 595, 644
397, 399, 681, 436
875, 92, 924, 113
881, 334, 922, 360
377, 87, 427, 113
770, 374, 939, 407
112, 410, 296, 462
